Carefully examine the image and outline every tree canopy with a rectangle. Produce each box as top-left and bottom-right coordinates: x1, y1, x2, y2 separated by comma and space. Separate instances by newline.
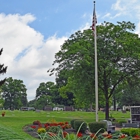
48, 21, 140, 119
1, 77, 27, 110
35, 81, 74, 108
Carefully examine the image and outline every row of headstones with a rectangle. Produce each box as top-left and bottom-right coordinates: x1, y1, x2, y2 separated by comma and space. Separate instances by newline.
44, 106, 74, 111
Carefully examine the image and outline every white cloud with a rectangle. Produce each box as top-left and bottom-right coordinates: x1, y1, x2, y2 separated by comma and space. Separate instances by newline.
112, 0, 125, 11
0, 13, 67, 101
102, 13, 111, 19
112, 0, 140, 19
80, 22, 90, 31
135, 22, 140, 37
82, 13, 87, 19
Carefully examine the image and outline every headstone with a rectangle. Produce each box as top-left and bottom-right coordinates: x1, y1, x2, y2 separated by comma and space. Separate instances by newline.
122, 110, 126, 113
44, 106, 53, 111
64, 106, 74, 111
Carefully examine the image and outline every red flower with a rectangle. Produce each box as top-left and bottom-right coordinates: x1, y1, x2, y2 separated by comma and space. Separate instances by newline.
31, 125, 36, 129
61, 125, 65, 130
106, 134, 112, 139
63, 131, 68, 138
58, 122, 64, 126
44, 123, 49, 127
119, 134, 126, 139
133, 135, 140, 139
90, 133, 97, 139
77, 132, 83, 137
65, 122, 68, 124
50, 123, 58, 126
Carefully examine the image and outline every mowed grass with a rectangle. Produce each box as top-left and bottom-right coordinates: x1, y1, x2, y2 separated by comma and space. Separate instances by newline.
0, 110, 130, 140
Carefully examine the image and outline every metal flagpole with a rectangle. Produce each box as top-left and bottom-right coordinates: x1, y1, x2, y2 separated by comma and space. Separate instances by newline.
92, 1, 98, 122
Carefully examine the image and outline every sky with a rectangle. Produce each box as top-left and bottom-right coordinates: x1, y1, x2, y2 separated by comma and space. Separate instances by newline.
0, 0, 140, 101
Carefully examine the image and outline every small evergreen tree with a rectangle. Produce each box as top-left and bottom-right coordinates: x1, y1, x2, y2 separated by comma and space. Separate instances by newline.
0, 48, 7, 86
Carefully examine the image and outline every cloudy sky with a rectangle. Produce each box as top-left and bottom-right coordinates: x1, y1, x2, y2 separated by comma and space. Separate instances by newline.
0, 0, 140, 101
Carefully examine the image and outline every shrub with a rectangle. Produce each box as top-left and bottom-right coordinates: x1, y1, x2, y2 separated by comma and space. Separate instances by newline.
74, 120, 87, 133
118, 120, 127, 126
48, 126, 61, 134
65, 133, 77, 140
121, 128, 140, 137
70, 119, 79, 129
37, 128, 46, 134
27, 127, 35, 132
88, 122, 106, 133
121, 128, 130, 136
129, 128, 139, 137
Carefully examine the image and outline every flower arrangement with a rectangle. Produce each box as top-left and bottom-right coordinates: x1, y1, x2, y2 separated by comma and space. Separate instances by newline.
29, 120, 140, 140
1, 112, 5, 117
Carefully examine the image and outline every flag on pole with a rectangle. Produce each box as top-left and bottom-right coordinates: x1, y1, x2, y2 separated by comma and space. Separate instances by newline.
92, 1, 98, 122
92, 1, 97, 34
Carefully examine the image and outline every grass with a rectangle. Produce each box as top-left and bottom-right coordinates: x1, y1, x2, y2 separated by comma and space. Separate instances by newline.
0, 110, 130, 139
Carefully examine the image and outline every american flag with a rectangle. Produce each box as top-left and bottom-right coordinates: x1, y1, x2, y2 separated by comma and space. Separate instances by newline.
92, 2, 97, 34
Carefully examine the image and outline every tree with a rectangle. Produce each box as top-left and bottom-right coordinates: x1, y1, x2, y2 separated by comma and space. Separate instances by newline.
36, 81, 55, 99
36, 81, 74, 106
35, 95, 52, 110
55, 71, 75, 106
0, 48, 7, 86
0, 89, 4, 108
1, 77, 27, 109
28, 99, 36, 109
48, 21, 140, 119
97, 21, 140, 119
118, 76, 140, 107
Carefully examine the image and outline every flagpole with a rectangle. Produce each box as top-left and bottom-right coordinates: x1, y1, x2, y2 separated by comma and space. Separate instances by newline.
93, 1, 98, 122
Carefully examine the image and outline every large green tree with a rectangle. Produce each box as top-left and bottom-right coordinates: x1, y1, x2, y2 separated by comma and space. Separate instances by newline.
36, 81, 74, 106
36, 81, 56, 99
1, 77, 27, 109
97, 21, 140, 119
48, 21, 140, 119
35, 95, 52, 110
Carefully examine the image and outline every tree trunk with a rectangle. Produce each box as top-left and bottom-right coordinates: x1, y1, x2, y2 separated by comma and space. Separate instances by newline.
113, 93, 116, 111
90, 103, 92, 112
105, 97, 109, 120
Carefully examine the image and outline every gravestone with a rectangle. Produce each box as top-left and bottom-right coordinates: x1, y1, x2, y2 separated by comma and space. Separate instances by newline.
131, 106, 140, 123
64, 106, 74, 111
122, 106, 140, 128
44, 106, 53, 111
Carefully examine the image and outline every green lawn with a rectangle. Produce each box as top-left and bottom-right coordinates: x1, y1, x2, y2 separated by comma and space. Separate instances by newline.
0, 110, 130, 140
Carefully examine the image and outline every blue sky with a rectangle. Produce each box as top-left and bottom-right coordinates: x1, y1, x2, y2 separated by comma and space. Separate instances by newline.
0, 0, 126, 38
0, 0, 140, 101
